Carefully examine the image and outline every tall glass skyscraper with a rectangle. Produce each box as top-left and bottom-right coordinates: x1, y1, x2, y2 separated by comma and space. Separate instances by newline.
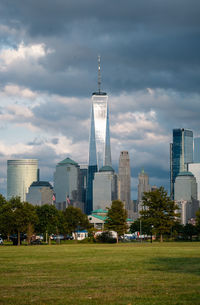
170, 128, 193, 198
86, 57, 112, 214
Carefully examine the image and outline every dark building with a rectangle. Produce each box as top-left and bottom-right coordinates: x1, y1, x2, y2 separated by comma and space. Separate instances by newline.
170, 128, 193, 198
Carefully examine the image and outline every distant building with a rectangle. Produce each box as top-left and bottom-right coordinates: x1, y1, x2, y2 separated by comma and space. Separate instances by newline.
151, 185, 158, 192
54, 157, 81, 210
26, 181, 53, 206
93, 166, 118, 211
174, 171, 199, 225
7, 159, 39, 201
188, 163, 200, 200
79, 164, 88, 210
194, 137, 200, 163
170, 128, 193, 198
137, 169, 151, 212
118, 151, 131, 216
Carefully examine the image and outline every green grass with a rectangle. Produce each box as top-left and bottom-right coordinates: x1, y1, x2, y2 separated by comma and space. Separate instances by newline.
0, 242, 200, 305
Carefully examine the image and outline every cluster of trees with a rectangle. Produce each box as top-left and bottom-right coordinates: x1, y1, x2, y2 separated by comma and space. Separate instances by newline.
1, 187, 200, 245
0, 195, 90, 245
131, 187, 200, 241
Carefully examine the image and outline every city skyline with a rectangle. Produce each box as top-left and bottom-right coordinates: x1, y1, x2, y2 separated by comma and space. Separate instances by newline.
0, 1, 200, 199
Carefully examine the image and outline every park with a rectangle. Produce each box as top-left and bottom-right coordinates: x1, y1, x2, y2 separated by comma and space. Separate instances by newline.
0, 242, 200, 305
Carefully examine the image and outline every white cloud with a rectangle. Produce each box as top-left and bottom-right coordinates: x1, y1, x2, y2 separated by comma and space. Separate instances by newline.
4, 84, 36, 98
0, 42, 54, 71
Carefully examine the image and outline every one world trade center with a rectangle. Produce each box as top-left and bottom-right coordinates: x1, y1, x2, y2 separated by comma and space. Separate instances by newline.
86, 56, 112, 214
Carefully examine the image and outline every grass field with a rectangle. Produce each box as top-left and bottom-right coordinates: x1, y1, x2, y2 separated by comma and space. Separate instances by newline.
0, 242, 200, 305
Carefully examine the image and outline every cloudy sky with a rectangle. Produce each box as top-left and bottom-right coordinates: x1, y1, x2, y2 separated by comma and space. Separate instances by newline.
0, 0, 200, 199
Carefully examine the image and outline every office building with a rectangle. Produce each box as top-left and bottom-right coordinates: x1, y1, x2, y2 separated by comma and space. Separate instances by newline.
93, 166, 117, 211
170, 128, 193, 198
174, 171, 199, 224
188, 163, 200, 200
194, 137, 200, 163
26, 181, 53, 206
86, 56, 112, 214
54, 157, 81, 210
7, 159, 39, 201
79, 164, 88, 207
118, 151, 131, 215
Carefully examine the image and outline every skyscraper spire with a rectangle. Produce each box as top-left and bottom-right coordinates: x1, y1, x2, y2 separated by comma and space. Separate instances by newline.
98, 55, 101, 94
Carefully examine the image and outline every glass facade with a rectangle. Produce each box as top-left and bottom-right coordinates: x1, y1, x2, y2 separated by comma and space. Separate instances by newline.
171, 129, 193, 198
86, 91, 112, 214
7, 159, 38, 201
89, 93, 112, 169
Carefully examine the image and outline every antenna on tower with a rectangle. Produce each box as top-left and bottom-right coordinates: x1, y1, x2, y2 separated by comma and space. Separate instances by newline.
98, 55, 101, 94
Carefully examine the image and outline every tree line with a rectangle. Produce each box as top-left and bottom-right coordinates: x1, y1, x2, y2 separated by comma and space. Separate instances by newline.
0, 195, 90, 245
1, 187, 200, 245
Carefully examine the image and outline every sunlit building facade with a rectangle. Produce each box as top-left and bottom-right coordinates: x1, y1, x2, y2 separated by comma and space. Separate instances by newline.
7, 159, 39, 201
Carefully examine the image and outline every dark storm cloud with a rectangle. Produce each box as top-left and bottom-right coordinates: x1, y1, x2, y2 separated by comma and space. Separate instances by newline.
0, 0, 200, 95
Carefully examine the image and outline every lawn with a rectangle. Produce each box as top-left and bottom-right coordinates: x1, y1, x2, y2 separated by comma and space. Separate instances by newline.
0, 242, 200, 305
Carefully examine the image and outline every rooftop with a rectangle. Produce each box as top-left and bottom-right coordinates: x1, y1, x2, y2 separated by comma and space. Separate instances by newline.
92, 209, 108, 214
30, 181, 53, 189
92, 92, 107, 96
99, 165, 114, 172
177, 171, 194, 177
58, 157, 78, 166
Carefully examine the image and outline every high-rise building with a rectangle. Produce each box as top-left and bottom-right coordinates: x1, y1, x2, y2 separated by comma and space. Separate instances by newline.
26, 181, 53, 206
194, 137, 200, 163
188, 163, 200, 201
79, 164, 88, 206
170, 128, 193, 198
54, 157, 81, 210
93, 166, 117, 211
137, 169, 151, 212
174, 171, 199, 224
118, 151, 131, 215
7, 159, 39, 201
86, 56, 112, 214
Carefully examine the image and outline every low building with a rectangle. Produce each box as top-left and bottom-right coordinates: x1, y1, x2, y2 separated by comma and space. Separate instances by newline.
88, 209, 133, 230
88, 209, 107, 230
26, 181, 53, 206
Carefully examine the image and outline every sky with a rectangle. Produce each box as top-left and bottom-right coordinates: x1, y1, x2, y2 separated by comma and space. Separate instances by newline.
0, 0, 200, 199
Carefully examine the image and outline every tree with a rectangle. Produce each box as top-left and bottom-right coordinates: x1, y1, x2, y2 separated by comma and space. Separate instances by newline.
195, 209, 200, 235
0, 194, 8, 207
105, 200, 128, 242
63, 206, 90, 240
0, 201, 15, 240
35, 204, 59, 243
10, 197, 38, 245
140, 187, 179, 242
183, 223, 197, 241
130, 218, 151, 236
